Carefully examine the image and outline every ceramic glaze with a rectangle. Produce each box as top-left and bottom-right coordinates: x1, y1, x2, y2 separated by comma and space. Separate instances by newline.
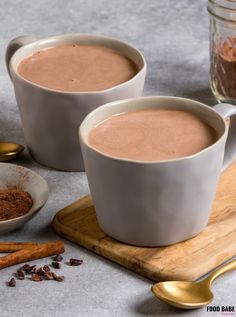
79, 96, 236, 246
6, 34, 146, 171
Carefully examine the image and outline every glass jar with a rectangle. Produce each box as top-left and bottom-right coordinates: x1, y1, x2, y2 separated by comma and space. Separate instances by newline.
208, 0, 236, 104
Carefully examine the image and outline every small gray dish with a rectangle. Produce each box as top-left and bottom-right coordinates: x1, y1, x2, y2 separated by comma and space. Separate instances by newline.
0, 163, 49, 235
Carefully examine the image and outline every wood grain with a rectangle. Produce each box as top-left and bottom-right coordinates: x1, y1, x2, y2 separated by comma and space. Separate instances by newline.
0, 241, 64, 270
53, 161, 236, 282
0, 242, 39, 253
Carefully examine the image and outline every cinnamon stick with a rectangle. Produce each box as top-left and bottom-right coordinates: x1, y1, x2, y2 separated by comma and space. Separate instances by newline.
0, 242, 39, 253
0, 241, 64, 270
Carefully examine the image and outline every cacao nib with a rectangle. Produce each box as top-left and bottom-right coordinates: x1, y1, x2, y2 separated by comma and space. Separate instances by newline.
8, 278, 16, 287
15, 270, 25, 280
52, 254, 63, 262
54, 275, 64, 282
43, 265, 50, 272
69, 258, 83, 266
24, 265, 36, 274
19, 264, 31, 272
36, 268, 46, 276
31, 274, 42, 282
51, 261, 60, 269
45, 272, 55, 280
28, 266, 37, 274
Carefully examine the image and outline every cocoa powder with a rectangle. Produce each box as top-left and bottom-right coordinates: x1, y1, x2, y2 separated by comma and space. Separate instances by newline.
212, 37, 236, 100
0, 187, 33, 221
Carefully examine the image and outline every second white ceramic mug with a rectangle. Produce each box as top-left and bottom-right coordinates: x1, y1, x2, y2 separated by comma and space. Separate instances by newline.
6, 33, 146, 171
79, 96, 236, 247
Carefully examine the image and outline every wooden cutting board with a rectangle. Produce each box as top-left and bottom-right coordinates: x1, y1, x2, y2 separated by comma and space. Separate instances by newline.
53, 161, 236, 282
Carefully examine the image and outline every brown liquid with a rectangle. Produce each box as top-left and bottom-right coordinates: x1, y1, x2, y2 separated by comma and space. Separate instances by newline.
17, 44, 138, 92
88, 109, 217, 161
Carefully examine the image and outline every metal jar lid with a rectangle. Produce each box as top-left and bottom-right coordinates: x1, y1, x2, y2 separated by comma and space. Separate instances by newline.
208, 0, 236, 23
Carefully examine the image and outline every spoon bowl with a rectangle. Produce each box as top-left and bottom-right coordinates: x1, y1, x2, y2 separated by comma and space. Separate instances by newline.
152, 280, 213, 309
0, 142, 24, 161
151, 258, 236, 309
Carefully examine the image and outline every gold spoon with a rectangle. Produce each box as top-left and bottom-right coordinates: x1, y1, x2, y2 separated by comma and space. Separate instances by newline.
151, 258, 236, 309
0, 142, 24, 162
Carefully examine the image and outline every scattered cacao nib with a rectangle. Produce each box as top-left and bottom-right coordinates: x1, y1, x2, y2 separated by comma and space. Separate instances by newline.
24, 265, 36, 274
15, 270, 25, 280
54, 275, 64, 282
45, 272, 55, 280
20, 264, 31, 272
28, 266, 37, 274
36, 268, 46, 276
6, 255, 83, 287
43, 265, 50, 272
52, 254, 63, 262
31, 274, 43, 282
69, 258, 83, 266
8, 278, 16, 287
51, 261, 60, 269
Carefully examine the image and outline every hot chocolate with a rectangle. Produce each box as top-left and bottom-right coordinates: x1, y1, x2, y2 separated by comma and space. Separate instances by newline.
17, 44, 138, 92
88, 109, 217, 161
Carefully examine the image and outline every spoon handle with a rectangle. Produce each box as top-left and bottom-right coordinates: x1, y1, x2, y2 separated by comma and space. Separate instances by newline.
206, 258, 236, 285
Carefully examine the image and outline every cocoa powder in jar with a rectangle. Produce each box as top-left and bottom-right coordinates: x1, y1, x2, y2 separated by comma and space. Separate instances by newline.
0, 187, 33, 221
211, 37, 236, 100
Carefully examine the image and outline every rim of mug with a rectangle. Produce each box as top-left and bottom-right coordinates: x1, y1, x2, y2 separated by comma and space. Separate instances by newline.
79, 96, 227, 164
9, 33, 147, 95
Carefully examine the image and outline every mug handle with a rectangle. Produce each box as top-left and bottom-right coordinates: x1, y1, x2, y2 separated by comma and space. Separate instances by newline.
213, 103, 236, 171
5, 35, 37, 80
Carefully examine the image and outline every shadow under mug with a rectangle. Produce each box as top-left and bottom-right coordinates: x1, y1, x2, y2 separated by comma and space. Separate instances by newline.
79, 96, 236, 247
5, 33, 146, 171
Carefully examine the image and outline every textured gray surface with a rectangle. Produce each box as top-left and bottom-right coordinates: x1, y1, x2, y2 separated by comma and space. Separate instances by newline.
0, 0, 235, 316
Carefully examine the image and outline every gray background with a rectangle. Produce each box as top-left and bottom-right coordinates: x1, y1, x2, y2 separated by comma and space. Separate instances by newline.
0, 0, 235, 316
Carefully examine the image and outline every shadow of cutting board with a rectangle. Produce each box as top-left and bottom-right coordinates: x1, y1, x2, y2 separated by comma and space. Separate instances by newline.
53, 161, 236, 282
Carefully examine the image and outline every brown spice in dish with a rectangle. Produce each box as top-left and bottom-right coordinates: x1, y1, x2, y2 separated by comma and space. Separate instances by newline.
0, 187, 33, 221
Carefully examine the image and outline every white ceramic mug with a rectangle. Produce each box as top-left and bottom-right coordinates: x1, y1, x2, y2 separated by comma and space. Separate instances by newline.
79, 96, 236, 247
5, 34, 146, 171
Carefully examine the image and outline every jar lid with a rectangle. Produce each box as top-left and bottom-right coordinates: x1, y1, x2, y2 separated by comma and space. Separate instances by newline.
208, 0, 236, 22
